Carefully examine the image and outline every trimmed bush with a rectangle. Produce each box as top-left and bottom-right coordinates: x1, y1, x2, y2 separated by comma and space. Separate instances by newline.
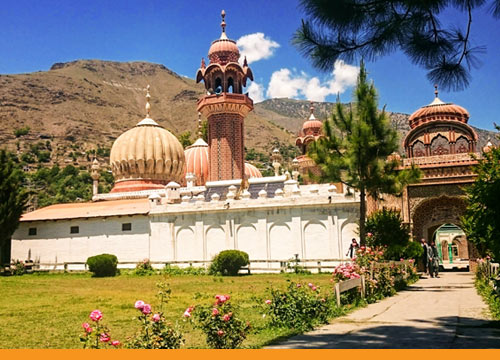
87, 254, 118, 277
209, 250, 249, 276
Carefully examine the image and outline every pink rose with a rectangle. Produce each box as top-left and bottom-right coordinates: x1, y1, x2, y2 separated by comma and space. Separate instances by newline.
111, 340, 121, 347
223, 314, 231, 322
296, 283, 302, 288
99, 333, 110, 343
152, 314, 161, 322
321, 298, 326, 303
212, 308, 219, 316
82, 322, 90, 330
312, 286, 317, 291
217, 330, 225, 337
183, 310, 191, 318
134, 300, 145, 310
86, 327, 92, 334
89, 310, 102, 322
307, 283, 313, 288
142, 303, 152, 315
360, 246, 366, 251
367, 232, 373, 237
265, 299, 272, 305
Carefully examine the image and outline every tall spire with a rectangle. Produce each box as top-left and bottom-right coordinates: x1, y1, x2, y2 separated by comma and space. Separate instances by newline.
434, 84, 439, 98
145, 85, 151, 118
430, 84, 445, 106
220, 10, 227, 39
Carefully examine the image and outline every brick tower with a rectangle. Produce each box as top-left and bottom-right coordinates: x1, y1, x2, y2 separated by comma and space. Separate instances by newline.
196, 10, 254, 181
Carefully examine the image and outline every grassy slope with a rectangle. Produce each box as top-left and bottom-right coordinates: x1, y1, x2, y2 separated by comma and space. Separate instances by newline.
0, 273, 334, 349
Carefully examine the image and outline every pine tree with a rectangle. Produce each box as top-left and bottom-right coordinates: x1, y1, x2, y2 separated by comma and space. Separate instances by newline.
308, 62, 420, 245
293, 0, 499, 91
0, 150, 28, 266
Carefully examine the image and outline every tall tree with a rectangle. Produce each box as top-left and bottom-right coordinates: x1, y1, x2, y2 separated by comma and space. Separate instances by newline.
308, 62, 420, 244
0, 150, 28, 265
294, 0, 499, 91
461, 132, 500, 260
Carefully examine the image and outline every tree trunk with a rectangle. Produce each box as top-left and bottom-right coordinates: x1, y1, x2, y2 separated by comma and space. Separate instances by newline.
359, 187, 366, 246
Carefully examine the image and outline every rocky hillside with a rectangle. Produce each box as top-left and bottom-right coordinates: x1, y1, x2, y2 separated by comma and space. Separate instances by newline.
0, 60, 497, 170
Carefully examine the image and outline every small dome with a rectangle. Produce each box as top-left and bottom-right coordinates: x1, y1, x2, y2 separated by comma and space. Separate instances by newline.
245, 162, 262, 178
184, 138, 209, 186
301, 103, 322, 136
109, 86, 185, 193
208, 10, 240, 65
409, 87, 469, 129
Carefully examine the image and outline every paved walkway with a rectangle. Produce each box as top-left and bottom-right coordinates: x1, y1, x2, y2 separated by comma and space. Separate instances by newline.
267, 272, 500, 349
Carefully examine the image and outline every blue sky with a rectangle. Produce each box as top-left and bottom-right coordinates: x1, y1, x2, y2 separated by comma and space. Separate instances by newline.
2, 0, 499, 130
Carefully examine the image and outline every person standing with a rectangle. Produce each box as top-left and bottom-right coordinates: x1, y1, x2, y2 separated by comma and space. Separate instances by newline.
346, 238, 359, 258
427, 241, 440, 278
420, 238, 428, 274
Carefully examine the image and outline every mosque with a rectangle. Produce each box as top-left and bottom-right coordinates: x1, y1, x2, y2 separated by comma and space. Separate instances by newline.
11, 11, 489, 270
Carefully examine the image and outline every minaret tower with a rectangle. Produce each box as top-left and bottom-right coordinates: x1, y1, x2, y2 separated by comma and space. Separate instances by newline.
196, 10, 254, 181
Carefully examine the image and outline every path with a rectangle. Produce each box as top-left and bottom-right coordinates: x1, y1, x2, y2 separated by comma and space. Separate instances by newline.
267, 272, 500, 349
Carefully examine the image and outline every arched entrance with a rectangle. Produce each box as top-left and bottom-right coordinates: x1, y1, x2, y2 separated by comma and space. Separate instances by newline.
412, 196, 470, 269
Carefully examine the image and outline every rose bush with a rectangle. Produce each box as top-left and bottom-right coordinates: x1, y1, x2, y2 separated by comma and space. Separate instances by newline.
134, 258, 155, 276
80, 310, 120, 349
263, 280, 336, 331
189, 294, 250, 349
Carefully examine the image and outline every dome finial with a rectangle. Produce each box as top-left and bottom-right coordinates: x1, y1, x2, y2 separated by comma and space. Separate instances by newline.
145, 85, 151, 118
434, 84, 439, 98
309, 101, 316, 120
197, 112, 203, 138
220, 10, 227, 39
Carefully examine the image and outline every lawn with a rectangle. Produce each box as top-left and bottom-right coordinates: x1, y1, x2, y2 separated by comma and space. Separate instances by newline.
0, 272, 335, 348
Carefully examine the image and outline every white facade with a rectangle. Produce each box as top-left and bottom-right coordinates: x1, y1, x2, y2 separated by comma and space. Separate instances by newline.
12, 185, 360, 268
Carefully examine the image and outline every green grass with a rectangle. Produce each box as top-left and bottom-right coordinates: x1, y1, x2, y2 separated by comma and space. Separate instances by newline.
0, 272, 336, 349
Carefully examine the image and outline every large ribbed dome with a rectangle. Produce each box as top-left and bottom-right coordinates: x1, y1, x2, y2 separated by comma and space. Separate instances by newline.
109, 87, 185, 192
245, 162, 262, 178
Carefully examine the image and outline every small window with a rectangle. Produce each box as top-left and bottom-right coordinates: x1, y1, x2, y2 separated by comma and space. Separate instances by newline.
122, 223, 132, 231
70, 226, 79, 234
28, 227, 37, 236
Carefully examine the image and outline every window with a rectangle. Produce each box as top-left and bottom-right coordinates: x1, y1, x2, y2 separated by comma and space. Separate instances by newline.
122, 223, 132, 231
70, 226, 79, 234
28, 227, 37, 236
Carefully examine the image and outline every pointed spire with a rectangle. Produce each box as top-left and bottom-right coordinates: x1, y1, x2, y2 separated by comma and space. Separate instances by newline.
201, 57, 206, 69
220, 10, 227, 39
243, 56, 248, 67
145, 85, 151, 118
309, 101, 316, 120
434, 84, 439, 98
429, 84, 445, 106
197, 112, 203, 138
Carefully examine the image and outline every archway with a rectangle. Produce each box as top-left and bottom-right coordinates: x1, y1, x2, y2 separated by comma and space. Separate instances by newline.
431, 223, 469, 269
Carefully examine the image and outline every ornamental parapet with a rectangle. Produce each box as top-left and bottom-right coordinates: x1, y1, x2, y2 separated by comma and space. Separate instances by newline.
402, 152, 480, 168
197, 93, 253, 118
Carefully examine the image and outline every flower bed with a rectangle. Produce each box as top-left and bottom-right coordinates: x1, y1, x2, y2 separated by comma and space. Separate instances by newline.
475, 258, 500, 319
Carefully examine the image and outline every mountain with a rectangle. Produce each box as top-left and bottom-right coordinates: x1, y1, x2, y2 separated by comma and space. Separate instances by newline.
0, 60, 497, 170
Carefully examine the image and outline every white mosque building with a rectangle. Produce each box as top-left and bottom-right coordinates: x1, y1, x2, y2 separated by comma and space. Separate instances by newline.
11, 12, 360, 270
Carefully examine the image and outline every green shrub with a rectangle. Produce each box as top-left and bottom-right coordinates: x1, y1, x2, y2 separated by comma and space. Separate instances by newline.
87, 254, 118, 277
134, 259, 155, 276
209, 250, 249, 276
263, 280, 335, 331
163, 264, 207, 275
366, 207, 411, 260
403, 241, 424, 260
14, 126, 30, 137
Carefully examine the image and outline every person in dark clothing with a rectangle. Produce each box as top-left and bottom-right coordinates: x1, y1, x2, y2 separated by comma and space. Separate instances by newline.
420, 238, 428, 274
427, 241, 440, 278
346, 238, 358, 258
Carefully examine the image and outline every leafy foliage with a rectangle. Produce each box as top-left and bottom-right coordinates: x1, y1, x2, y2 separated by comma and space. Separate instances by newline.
475, 259, 500, 319
190, 294, 250, 349
0, 150, 28, 265
263, 280, 334, 331
209, 250, 249, 276
163, 264, 207, 275
308, 62, 420, 243
293, 0, 496, 90
177, 130, 193, 148
134, 258, 155, 276
14, 126, 30, 137
86, 254, 118, 277
462, 135, 500, 261
365, 207, 422, 260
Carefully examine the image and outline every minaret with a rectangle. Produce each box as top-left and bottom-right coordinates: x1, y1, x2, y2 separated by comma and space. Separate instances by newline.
91, 157, 100, 197
196, 10, 254, 181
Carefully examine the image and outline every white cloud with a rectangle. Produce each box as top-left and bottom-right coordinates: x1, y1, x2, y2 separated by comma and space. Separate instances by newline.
236, 32, 280, 64
247, 81, 265, 103
266, 60, 359, 102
